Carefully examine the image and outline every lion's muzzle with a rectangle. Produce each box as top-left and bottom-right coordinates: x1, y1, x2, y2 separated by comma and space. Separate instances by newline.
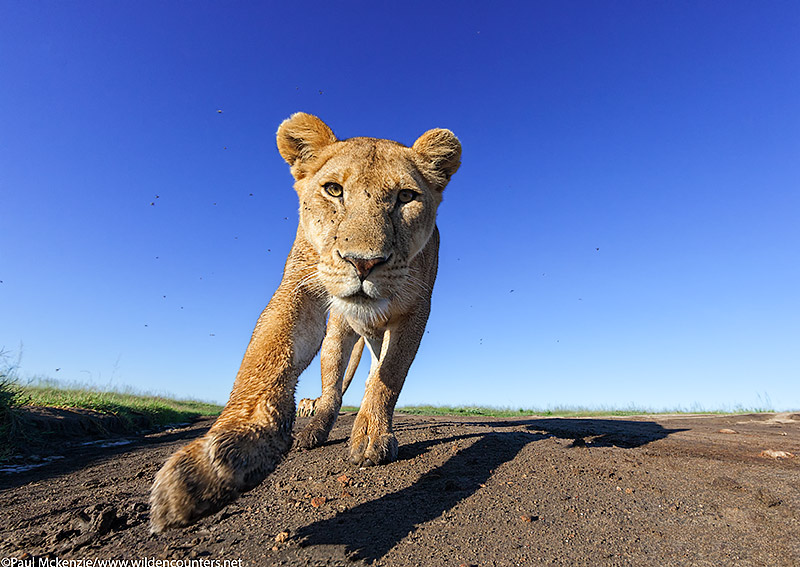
339, 252, 390, 282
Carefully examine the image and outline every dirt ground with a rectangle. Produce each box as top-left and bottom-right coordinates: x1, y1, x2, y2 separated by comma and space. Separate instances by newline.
1, 411, 798, 566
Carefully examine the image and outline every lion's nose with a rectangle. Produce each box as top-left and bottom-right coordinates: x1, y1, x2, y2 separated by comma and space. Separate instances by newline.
342, 254, 389, 281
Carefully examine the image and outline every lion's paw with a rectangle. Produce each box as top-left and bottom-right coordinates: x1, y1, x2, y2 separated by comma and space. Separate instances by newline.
150, 425, 289, 532
349, 432, 398, 467
294, 422, 328, 450
149, 438, 237, 533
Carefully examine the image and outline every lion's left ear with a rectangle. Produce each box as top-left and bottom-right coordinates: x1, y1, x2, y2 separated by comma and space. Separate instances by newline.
276, 113, 338, 174
412, 128, 462, 189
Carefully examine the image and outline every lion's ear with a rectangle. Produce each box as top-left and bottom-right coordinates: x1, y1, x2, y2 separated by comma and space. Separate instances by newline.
276, 113, 338, 169
412, 128, 462, 189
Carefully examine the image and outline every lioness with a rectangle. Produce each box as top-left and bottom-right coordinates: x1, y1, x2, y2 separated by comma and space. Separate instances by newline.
150, 112, 461, 532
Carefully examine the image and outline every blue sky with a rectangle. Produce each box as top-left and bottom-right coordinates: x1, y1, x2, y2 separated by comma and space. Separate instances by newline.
1, 2, 798, 411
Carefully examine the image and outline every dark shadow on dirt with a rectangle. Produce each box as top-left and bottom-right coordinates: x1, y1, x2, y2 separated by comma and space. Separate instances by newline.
296, 431, 541, 562
397, 416, 688, 449
518, 418, 688, 448
316, 437, 348, 448
397, 432, 486, 461
296, 418, 686, 562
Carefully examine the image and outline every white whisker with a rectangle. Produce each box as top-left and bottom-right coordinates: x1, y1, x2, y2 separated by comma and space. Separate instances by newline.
292, 269, 328, 300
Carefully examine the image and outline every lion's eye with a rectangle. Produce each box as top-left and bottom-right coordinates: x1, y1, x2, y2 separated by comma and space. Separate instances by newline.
398, 189, 418, 204
323, 182, 343, 198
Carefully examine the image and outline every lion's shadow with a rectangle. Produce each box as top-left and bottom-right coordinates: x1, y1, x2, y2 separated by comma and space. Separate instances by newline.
511, 416, 687, 448
295, 417, 685, 562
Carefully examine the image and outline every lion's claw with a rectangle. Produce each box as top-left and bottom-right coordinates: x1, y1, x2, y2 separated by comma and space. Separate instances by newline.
349, 433, 398, 466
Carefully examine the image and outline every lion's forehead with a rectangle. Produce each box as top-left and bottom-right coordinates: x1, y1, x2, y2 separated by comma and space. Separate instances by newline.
314, 139, 425, 191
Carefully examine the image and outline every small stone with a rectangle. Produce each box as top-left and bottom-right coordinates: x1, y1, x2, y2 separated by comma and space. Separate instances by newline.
336, 474, 351, 486
760, 449, 795, 459
275, 531, 290, 543
718, 428, 737, 434
520, 514, 538, 522
310, 496, 327, 508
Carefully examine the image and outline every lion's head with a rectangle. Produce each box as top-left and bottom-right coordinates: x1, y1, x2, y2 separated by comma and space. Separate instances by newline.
276, 113, 461, 324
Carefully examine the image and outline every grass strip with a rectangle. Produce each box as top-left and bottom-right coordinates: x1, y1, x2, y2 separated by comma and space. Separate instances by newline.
0, 377, 28, 459
0, 377, 223, 460
19, 380, 223, 428
395, 405, 770, 418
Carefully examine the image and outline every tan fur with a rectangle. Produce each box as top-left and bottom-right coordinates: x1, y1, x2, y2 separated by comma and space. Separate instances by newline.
296, 396, 317, 417
296, 336, 365, 417
149, 113, 460, 532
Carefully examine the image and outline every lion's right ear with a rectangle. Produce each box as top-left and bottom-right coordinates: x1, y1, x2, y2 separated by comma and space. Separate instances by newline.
276, 113, 338, 173
412, 128, 462, 190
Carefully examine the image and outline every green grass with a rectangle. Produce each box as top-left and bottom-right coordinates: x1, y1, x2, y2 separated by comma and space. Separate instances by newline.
0, 371, 224, 460
1, 357, 30, 459
396, 405, 648, 418
344, 405, 638, 417
1, 373, 28, 459
395, 404, 774, 418
19, 378, 223, 427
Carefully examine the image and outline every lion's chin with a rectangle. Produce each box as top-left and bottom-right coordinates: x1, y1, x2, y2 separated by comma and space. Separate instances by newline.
330, 295, 390, 325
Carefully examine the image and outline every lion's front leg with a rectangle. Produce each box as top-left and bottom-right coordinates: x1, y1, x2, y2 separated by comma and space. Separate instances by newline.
150, 254, 326, 532
295, 315, 362, 450
349, 309, 428, 467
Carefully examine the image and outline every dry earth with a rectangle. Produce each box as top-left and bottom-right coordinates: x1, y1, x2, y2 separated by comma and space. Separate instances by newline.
1, 411, 798, 566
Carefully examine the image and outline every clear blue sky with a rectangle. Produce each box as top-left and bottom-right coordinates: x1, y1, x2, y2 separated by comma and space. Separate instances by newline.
2, 2, 798, 411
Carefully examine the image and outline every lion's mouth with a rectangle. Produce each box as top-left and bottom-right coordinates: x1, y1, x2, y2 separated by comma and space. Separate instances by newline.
341, 289, 374, 302
330, 291, 391, 324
